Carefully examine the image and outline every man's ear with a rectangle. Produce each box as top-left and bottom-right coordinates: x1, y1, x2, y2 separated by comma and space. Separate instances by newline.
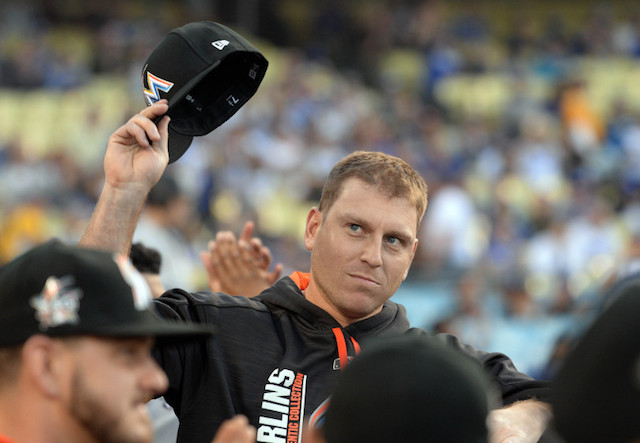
21, 335, 68, 399
304, 208, 322, 251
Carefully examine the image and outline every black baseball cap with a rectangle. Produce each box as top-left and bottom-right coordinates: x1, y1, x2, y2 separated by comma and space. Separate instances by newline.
551, 278, 640, 443
322, 334, 496, 443
0, 240, 215, 347
142, 21, 269, 163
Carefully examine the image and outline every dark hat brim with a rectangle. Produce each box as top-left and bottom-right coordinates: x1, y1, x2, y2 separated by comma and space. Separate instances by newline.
45, 310, 216, 341
167, 129, 194, 163
163, 59, 221, 163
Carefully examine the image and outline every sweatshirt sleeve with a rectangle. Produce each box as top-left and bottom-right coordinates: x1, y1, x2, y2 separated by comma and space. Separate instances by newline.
404, 329, 551, 405
151, 288, 273, 420
151, 289, 220, 416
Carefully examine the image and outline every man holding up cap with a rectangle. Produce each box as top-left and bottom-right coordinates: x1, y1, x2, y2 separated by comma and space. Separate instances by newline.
0, 240, 255, 443
81, 98, 552, 443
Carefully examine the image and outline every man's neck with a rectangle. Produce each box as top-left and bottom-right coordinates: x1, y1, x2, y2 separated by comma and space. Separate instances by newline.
0, 395, 95, 443
303, 285, 379, 328
293, 271, 381, 327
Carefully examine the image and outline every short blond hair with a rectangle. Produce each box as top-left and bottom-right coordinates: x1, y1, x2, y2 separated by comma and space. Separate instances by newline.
318, 151, 428, 230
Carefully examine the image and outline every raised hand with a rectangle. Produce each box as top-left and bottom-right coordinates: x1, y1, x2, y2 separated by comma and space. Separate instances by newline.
80, 100, 170, 254
200, 221, 284, 296
488, 400, 552, 443
104, 100, 170, 193
210, 415, 256, 443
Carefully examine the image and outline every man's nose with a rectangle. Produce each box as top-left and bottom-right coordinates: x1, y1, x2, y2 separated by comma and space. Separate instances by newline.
143, 357, 169, 395
360, 236, 383, 267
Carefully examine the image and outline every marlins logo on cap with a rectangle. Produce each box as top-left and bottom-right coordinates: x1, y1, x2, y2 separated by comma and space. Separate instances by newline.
142, 21, 269, 163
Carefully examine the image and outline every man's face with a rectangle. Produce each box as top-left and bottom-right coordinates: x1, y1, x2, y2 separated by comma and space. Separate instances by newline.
61, 336, 168, 443
304, 178, 418, 326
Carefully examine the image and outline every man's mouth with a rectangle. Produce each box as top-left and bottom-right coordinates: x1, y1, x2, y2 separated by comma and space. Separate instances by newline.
349, 273, 380, 286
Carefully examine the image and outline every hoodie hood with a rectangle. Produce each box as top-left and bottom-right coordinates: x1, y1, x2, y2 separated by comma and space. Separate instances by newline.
258, 273, 412, 339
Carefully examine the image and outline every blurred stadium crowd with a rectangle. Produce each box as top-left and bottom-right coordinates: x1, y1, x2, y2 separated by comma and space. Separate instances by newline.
2, 0, 640, 375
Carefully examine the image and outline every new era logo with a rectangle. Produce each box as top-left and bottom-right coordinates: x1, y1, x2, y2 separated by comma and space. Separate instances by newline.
212, 39, 230, 50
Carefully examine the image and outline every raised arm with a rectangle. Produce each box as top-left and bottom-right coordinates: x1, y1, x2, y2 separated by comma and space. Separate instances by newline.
80, 100, 170, 254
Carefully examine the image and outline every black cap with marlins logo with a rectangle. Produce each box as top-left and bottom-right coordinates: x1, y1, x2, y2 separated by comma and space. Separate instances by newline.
0, 240, 216, 347
142, 21, 268, 163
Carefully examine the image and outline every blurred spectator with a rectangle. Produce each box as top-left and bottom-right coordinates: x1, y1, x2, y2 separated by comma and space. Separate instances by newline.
419, 178, 483, 273
132, 174, 204, 290
500, 271, 542, 318
557, 78, 605, 158
563, 195, 629, 277
431, 270, 495, 350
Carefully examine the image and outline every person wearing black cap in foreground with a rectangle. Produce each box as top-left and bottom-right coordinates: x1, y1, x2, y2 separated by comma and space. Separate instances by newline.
0, 241, 254, 443
306, 333, 499, 443
539, 274, 640, 443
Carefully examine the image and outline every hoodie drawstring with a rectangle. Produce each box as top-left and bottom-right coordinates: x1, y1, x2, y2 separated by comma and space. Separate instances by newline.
331, 327, 360, 371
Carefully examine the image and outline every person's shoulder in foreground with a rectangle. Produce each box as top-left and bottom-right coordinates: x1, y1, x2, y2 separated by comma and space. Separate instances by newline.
0, 240, 216, 443
541, 273, 640, 443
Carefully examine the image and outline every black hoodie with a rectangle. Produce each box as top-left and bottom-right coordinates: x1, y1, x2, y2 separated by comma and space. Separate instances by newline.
154, 274, 549, 443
